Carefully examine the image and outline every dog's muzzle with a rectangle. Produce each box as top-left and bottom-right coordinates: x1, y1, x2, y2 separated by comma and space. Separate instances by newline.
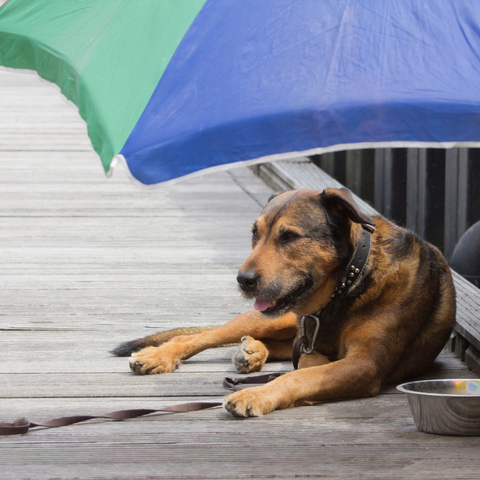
237, 270, 259, 293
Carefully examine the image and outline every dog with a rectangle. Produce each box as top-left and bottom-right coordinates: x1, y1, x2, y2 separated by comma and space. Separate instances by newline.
112, 188, 455, 417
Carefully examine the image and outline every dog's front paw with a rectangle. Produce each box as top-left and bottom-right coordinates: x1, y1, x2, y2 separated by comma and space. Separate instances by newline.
223, 387, 276, 417
129, 346, 180, 375
232, 336, 268, 373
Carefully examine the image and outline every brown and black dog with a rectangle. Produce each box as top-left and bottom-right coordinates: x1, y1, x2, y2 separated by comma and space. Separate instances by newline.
112, 188, 455, 417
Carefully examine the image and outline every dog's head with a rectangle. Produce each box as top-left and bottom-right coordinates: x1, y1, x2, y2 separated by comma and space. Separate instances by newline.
237, 188, 375, 317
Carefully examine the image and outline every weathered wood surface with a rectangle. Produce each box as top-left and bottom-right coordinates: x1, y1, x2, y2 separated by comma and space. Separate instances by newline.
1, 70, 479, 480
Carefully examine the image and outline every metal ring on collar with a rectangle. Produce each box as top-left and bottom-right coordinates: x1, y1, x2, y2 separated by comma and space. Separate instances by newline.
300, 314, 320, 355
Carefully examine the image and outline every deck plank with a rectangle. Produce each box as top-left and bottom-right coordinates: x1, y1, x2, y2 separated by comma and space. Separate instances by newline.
0, 69, 478, 480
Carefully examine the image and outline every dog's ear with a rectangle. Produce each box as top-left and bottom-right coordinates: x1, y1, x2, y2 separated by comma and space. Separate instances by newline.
319, 188, 375, 226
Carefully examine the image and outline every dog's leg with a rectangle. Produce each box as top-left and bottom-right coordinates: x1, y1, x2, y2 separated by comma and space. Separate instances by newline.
232, 336, 294, 373
224, 316, 403, 417
224, 355, 382, 417
129, 310, 297, 375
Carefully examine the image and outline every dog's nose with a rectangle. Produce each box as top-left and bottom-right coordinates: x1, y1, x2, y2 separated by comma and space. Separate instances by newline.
237, 271, 259, 292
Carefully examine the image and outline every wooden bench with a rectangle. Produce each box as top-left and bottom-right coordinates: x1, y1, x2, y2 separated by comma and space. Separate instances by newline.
252, 158, 480, 375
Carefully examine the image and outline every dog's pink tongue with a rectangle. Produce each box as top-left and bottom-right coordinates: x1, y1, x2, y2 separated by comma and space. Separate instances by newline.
254, 299, 275, 312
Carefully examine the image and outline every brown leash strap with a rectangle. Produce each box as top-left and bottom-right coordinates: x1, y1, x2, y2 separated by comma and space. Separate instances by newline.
223, 372, 285, 390
0, 402, 221, 436
0, 374, 286, 436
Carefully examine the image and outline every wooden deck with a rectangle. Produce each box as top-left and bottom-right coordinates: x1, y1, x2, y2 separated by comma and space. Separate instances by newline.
1, 69, 479, 480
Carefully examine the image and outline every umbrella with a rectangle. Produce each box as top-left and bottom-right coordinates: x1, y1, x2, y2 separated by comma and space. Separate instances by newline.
1, 0, 480, 186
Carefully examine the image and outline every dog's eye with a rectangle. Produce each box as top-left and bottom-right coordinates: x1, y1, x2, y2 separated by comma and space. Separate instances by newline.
280, 231, 299, 243
252, 226, 258, 243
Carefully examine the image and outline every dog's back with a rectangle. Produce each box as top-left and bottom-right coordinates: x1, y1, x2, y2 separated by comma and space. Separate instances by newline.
370, 217, 455, 383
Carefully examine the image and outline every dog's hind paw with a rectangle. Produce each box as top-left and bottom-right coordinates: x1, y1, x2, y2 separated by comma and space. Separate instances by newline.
232, 336, 268, 373
129, 346, 179, 375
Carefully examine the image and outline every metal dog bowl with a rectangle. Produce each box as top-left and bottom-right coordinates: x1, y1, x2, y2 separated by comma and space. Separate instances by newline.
397, 379, 480, 435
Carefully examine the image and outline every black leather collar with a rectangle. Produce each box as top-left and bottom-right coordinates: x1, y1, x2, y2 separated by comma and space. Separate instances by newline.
327, 224, 374, 305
